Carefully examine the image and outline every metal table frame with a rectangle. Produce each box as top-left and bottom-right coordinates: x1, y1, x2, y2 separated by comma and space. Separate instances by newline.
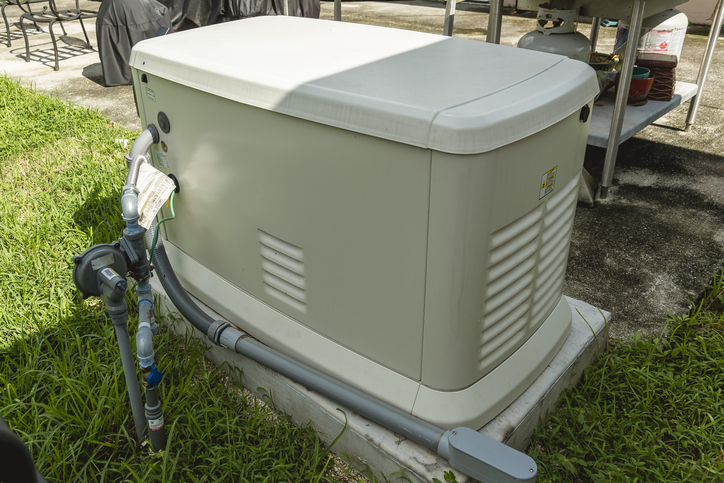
331, 0, 724, 199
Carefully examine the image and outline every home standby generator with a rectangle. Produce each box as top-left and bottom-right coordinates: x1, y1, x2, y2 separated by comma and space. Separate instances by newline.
130, 16, 599, 430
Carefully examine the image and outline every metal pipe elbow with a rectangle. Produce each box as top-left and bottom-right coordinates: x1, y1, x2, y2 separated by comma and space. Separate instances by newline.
125, 125, 159, 175
121, 190, 139, 224
136, 323, 155, 368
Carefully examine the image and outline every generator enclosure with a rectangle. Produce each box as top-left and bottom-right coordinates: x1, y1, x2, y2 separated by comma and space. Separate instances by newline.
130, 16, 599, 430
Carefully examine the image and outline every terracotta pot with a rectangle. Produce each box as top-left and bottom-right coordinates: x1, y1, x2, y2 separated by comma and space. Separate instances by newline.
615, 75, 655, 103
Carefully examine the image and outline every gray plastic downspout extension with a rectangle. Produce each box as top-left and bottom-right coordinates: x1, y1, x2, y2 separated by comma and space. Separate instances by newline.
150, 242, 537, 482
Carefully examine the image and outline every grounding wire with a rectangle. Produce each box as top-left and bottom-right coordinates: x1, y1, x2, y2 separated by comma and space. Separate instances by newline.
149, 190, 176, 263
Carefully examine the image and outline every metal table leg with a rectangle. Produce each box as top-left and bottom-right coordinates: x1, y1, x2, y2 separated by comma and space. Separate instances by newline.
589, 17, 600, 51
685, 0, 724, 131
486, 0, 503, 44
334, 0, 341, 21
599, 0, 647, 199
443, 0, 456, 36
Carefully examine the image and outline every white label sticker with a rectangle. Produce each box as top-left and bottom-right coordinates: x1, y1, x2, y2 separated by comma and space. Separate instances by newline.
146, 87, 156, 102
539, 166, 557, 199
149, 417, 164, 431
156, 151, 169, 169
137, 163, 177, 230
101, 267, 118, 279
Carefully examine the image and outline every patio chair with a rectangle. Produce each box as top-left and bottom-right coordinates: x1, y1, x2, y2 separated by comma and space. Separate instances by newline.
1, 0, 51, 47
19, 0, 97, 70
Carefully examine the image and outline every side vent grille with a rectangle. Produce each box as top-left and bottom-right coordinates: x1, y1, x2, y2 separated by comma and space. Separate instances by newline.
259, 230, 307, 312
479, 176, 579, 374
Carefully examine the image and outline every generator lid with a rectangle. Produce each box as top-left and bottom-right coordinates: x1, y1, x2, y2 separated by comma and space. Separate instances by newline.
130, 17, 598, 155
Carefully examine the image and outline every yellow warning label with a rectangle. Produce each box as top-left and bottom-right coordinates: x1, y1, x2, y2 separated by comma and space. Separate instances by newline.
539, 166, 557, 199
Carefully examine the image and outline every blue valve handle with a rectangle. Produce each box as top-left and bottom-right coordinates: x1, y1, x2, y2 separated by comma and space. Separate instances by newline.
147, 365, 163, 387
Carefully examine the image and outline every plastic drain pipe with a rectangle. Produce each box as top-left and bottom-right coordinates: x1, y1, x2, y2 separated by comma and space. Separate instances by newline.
135, 128, 537, 483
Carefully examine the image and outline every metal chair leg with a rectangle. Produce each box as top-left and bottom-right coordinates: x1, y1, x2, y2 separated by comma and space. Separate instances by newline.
2, 4, 11, 47
57, 19, 66, 36
48, 19, 59, 70
19, 14, 31, 62
78, 16, 90, 48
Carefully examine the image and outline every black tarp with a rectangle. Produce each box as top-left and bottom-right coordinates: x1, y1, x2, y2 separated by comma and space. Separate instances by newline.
155, 0, 318, 32
223, 0, 319, 20
96, 0, 173, 87
270, 0, 319, 18
157, 0, 216, 30
96, 0, 318, 87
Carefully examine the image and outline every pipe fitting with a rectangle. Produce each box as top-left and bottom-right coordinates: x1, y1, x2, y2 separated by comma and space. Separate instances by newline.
121, 189, 140, 225
125, 154, 148, 191
136, 321, 155, 368
125, 125, 160, 173
137, 285, 157, 334
144, 385, 167, 451
206, 320, 231, 346
219, 326, 246, 351
137, 283, 153, 303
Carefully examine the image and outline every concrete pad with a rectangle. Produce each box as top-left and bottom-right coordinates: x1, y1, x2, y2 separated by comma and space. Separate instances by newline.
150, 275, 609, 482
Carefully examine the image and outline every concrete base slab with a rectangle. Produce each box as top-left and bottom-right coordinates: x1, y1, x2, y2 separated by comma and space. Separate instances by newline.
149, 275, 609, 483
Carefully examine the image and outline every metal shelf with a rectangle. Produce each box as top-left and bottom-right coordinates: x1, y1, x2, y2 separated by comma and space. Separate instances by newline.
587, 81, 699, 148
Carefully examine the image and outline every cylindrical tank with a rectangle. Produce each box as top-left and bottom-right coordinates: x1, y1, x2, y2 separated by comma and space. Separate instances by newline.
616, 9, 688, 61
517, 8, 591, 63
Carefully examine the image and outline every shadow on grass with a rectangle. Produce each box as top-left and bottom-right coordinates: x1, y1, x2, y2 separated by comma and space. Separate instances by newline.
0, 301, 342, 482
72, 187, 125, 247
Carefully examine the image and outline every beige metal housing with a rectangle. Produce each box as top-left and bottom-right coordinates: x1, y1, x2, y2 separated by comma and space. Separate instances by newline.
130, 16, 598, 429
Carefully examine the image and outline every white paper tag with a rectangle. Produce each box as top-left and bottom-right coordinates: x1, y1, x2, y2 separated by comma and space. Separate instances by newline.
149, 417, 164, 431
137, 163, 176, 230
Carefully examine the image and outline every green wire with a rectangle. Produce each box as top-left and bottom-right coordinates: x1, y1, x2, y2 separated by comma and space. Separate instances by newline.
149, 190, 176, 263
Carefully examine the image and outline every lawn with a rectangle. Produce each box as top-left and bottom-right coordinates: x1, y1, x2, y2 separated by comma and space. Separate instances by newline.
0, 75, 353, 482
528, 279, 724, 482
2, 74, 723, 483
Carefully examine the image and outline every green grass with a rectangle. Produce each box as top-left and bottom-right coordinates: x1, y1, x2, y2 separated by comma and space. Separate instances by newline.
0, 75, 352, 482
529, 271, 724, 482
4, 73, 724, 483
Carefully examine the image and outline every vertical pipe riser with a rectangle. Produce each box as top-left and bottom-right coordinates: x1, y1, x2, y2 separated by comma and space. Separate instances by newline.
144, 386, 167, 451
113, 320, 146, 443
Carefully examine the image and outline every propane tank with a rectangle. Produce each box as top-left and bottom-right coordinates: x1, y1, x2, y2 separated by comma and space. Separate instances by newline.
517, 7, 591, 63
616, 9, 689, 61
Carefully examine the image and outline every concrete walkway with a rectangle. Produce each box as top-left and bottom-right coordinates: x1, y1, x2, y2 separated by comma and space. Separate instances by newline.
1, 0, 723, 341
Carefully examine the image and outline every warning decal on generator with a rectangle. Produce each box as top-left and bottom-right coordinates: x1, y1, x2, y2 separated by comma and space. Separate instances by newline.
539, 166, 557, 199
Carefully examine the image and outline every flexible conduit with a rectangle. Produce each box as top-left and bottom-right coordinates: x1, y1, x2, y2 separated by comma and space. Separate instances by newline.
151, 240, 444, 450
